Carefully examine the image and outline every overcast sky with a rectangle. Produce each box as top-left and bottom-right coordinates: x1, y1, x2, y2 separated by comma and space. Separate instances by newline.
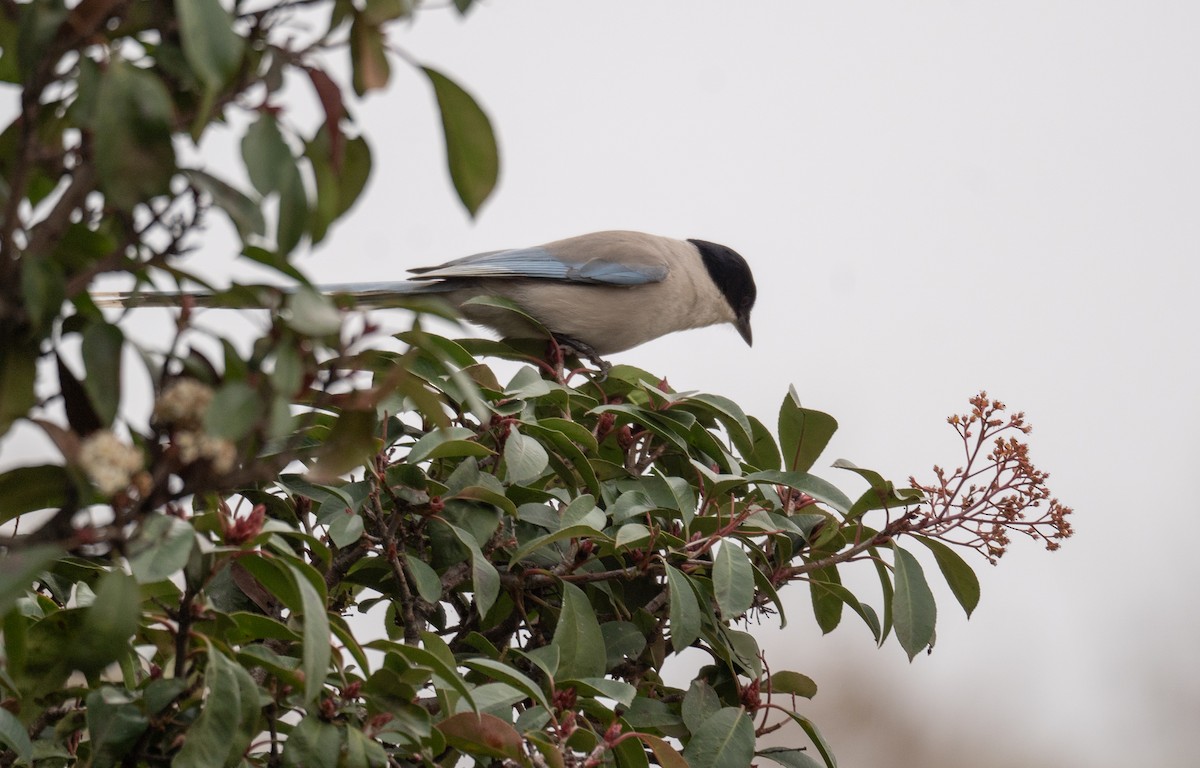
6, 2, 1199, 766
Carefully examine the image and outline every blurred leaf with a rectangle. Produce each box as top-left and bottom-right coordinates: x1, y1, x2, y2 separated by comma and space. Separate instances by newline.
282, 715, 341, 768
0, 544, 59, 617
712, 543, 754, 619
186, 169, 266, 240
174, 0, 244, 99
666, 566, 701, 652
81, 321, 123, 426
422, 66, 498, 216
436, 712, 524, 761
769, 670, 818, 699
682, 707, 754, 768
0, 341, 37, 438
86, 687, 149, 768
913, 535, 980, 617
551, 581, 605, 679
504, 428, 549, 485
128, 514, 195, 584
892, 545, 937, 660
78, 571, 140, 675
92, 61, 176, 208
0, 707, 31, 765
286, 287, 343, 337
0, 464, 70, 526
350, 12, 390, 96
57, 352, 101, 436
242, 112, 293, 196
20, 252, 65, 331
204, 380, 259, 441
778, 388, 837, 473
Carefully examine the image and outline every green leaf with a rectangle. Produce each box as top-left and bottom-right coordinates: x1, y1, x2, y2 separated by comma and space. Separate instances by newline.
242, 113, 294, 197
769, 670, 818, 699
307, 409, 380, 483
422, 66, 499, 216
758, 747, 825, 768
462, 658, 550, 711
0, 705, 31, 764
745, 414, 782, 471
0, 464, 69, 526
186, 169, 266, 240
283, 560, 332, 702
833, 460, 923, 520
86, 688, 149, 768
128, 514, 195, 583
440, 522, 500, 617
666, 566, 701, 652
504, 428, 549, 484
174, 0, 244, 94
92, 62, 176, 208
777, 388, 838, 473
80, 321, 123, 426
681, 707, 755, 768
551, 581, 605, 679
808, 565, 844, 634
0, 543, 59, 616
914, 535, 981, 617
0, 342, 37, 437
561, 677, 637, 707
282, 715, 342, 768
745, 470, 854, 516
78, 571, 140, 675
406, 557, 443, 603
712, 543, 754, 619
328, 511, 364, 548
783, 712, 838, 768
176, 644, 261, 768
681, 680, 721, 735
638, 735, 689, 768
436, 712, 524, 762
350, 12, 391, 96
204, 381, 259, 441
892, 545, 937, 660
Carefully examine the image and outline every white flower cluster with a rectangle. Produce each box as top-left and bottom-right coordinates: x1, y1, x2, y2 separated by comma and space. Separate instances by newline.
153, 378, 214, 429
154, 379, 238, 474
78, 430, 144, 496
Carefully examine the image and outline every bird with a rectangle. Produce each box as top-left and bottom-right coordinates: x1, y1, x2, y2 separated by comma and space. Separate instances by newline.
99, 231, 757, 372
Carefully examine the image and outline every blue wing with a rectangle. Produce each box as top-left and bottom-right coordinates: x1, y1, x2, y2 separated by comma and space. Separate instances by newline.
407, 247, 669, 286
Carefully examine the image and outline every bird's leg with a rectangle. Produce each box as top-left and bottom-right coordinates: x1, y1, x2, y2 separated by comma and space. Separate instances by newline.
551, 334, 612, 380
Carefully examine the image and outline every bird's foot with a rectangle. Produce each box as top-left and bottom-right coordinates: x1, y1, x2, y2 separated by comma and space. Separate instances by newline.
551, 334, 612, 381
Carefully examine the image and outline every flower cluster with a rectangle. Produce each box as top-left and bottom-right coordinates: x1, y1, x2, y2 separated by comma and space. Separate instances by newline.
78, 430, 144, 496
909, 392, 1074, 562
154, 379, 238, 474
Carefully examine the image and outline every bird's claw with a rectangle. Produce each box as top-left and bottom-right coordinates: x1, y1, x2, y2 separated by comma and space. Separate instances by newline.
552, 334, 611, 382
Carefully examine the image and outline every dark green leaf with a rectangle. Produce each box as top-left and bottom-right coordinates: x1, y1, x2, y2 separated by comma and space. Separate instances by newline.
758, 747, 825, 768
462, 658, 550, 711
174, 0, 244, 93
86, 688, 148, 768
80, 321, 123, 426
282, 715, 342, 768
283, 559, 332, 702
834, 459, 923, 520
769, 670, 818, 699
551, 581, 605, 679
892, 545, 937, 660
92, 62, 176, 208
186, 169, 266, 240
681, 707, 755, 768
0, 465, 69, 526
783, 712, 838, 768
681, 680, 721, 735
441, 521, 500, 618
638, 735, 689, 768
914, 535, 981, 617
778, 388, 837, 473
666, 566, 701, 652
176, 644, 260, 768
422, 66, 499, 216
0, 342, 38, 438
712, 543, 754, 619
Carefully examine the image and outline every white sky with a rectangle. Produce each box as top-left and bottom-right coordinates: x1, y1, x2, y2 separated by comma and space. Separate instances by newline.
5, 2, 1199, 765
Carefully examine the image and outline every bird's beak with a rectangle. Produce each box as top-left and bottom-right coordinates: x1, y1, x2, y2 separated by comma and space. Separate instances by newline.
735, 315, 753, 347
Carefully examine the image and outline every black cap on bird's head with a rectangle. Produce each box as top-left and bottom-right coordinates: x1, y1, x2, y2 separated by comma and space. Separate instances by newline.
689, 238, 757, 346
